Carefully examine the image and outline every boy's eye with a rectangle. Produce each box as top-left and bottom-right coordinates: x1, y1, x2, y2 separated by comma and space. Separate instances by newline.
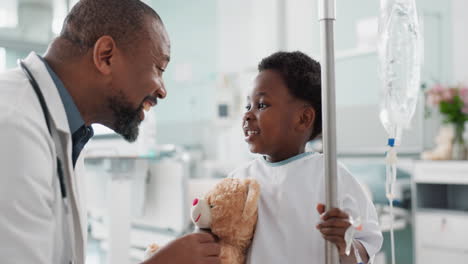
258, 103, 267, 109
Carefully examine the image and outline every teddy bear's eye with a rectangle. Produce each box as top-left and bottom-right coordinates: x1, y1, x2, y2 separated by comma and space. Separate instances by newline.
210, 205, 214, 208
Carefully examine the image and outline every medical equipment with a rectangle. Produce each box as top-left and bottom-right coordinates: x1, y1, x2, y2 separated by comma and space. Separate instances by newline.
341, 195, 364, 264
85, 146, 191, 263
378, 0, 423, 264
18, 59, 67, 199
352, 240, 364, 264
318, 0, 339, 263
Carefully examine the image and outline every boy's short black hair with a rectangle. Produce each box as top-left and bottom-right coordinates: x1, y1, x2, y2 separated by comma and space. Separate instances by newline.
258, 51, 322, 141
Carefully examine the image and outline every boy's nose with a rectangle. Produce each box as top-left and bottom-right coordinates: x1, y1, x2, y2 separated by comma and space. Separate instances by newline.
242, 115, 251, 127
243, 111, 254, 122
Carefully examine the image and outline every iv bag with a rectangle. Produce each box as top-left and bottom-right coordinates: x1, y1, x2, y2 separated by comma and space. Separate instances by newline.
378, 0, 423, 143
378, 2, 422, 263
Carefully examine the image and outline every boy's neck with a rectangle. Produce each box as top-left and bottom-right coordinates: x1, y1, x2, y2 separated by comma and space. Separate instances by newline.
264, 146, 306, 163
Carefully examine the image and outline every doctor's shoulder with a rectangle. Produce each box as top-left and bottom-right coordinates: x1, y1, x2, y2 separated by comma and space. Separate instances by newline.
0, 68, 32, 109
0, 68, 51, 141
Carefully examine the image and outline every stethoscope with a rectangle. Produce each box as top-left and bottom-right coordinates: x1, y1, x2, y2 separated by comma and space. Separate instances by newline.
18, 59, 67, 199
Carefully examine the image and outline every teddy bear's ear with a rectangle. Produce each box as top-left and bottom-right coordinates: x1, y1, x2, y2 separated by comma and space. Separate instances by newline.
242, 178, 260, 221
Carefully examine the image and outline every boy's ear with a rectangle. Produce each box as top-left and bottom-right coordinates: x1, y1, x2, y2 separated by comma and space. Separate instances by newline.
297, 106, 315, 133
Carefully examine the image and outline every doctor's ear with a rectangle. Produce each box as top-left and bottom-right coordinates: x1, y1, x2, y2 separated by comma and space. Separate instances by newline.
93, 36, 117, 75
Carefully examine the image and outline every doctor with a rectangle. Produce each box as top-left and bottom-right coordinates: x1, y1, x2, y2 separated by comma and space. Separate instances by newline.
0, 0, 220, 263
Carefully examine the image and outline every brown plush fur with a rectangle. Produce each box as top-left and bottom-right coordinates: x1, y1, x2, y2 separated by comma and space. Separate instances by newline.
206, 178, 260, 264
143, 178, 260, 263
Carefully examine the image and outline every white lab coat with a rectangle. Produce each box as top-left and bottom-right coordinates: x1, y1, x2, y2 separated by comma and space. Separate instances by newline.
0, 52, 87, 263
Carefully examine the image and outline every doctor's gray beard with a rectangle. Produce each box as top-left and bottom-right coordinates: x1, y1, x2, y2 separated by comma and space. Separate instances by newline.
108, 92, 143, 142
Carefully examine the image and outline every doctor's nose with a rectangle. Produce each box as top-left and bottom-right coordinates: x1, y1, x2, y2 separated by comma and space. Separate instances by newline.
154, 80, 167, 99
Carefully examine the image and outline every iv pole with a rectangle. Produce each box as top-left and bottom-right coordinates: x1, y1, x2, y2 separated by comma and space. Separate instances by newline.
318, 0, 339, 264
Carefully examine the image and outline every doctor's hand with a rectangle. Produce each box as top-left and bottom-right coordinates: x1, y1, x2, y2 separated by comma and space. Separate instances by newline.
142, 233, 220, 264
315, 203, 351, 256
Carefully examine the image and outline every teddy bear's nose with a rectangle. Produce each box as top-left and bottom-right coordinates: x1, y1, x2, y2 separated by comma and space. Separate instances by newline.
193, 198, 199, 206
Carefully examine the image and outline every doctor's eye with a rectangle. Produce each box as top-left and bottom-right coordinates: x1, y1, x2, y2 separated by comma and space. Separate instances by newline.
157, 67, 166, 74
154, 64, 165, 73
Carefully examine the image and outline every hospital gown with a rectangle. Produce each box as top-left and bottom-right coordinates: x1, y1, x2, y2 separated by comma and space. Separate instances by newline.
230, 152, 383, 264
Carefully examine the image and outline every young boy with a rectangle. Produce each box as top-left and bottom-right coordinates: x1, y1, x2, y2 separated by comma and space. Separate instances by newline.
230, 51, 383, 263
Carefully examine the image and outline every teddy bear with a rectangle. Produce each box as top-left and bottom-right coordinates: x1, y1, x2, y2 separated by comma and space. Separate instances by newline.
421, 125, 454, 160
144, 178, 260, 264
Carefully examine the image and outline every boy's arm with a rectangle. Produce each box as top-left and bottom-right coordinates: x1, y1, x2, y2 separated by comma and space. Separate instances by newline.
316, 205, 371, 264
339, 240, 369, 264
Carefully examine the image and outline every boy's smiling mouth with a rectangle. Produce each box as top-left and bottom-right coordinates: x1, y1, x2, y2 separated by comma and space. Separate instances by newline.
246, 130, 259, 136
243, 126, 261, 141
